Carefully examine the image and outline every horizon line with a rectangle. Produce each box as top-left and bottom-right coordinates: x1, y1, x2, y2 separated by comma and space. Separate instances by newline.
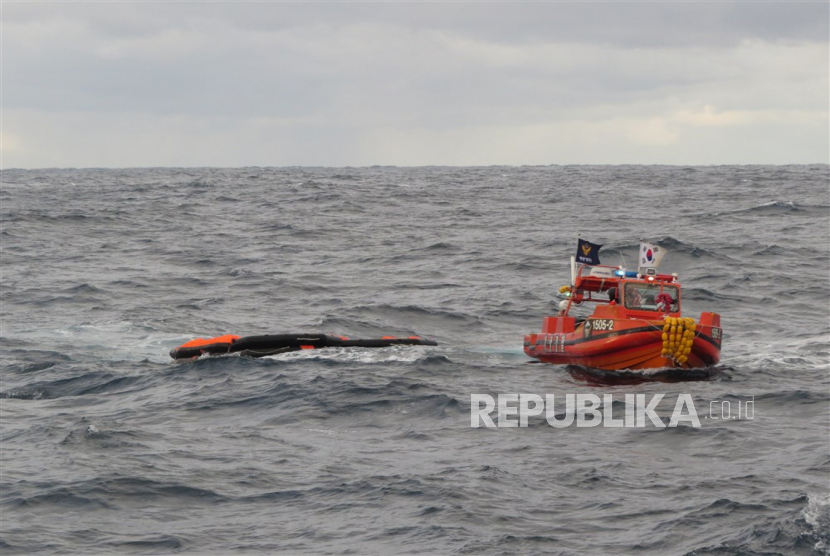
2, 162, 829, 171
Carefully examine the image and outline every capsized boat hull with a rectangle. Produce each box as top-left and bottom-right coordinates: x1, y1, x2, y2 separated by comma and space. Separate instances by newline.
170, 333, 437, 360
524, 315, 722, 371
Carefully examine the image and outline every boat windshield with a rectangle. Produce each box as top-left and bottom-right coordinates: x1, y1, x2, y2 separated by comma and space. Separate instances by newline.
623, 283, 679, 312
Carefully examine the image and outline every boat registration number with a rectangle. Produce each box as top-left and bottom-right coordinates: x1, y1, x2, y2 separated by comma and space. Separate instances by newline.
585, 319, 614, 337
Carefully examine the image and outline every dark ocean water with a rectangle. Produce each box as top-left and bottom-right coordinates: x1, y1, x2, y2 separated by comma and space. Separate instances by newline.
1, 165, 828, 555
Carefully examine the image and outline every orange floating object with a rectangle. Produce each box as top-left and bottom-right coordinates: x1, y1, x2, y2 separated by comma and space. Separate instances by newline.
170, 333, 437, 360
169, 334, 241, 359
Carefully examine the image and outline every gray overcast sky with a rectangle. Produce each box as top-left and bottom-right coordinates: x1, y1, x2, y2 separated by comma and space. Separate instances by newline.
2, 1, 828, 168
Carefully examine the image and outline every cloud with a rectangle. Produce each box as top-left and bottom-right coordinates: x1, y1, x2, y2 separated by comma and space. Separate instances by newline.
2, 2, 828, 167
12, 2, 824, 47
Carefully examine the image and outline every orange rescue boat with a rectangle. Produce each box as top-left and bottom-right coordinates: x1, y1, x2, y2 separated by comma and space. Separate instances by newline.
524, 259, 722, 371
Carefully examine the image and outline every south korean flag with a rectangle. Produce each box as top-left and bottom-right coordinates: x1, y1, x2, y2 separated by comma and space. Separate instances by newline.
639, 243, 666, 268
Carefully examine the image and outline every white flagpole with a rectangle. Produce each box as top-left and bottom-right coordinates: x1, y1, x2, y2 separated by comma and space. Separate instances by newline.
570, 256, 576, 286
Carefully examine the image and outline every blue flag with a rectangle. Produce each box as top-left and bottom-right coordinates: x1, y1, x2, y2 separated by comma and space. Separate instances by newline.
576, 239, 602, 265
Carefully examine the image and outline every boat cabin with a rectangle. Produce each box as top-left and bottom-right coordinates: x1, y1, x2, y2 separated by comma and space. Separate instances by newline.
621, 281, 680, 313
562, 264, 681, 319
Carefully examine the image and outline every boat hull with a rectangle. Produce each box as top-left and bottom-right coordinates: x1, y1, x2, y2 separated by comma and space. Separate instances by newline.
170, 333, 437, 360
524, 317, 721, 371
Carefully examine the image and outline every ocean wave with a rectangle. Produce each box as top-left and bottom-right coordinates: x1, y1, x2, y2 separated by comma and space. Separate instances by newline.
564, 365, 727, 385
105, 536, 187, 553
699, 199, 827, 219
275, 346, 447, 365
803, 493, 830, 554
321, 391, 462, 420
605, 236, 741, 263
1, 348, 72, 374
12, 477, 229, 509
2, 370, 146, 400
